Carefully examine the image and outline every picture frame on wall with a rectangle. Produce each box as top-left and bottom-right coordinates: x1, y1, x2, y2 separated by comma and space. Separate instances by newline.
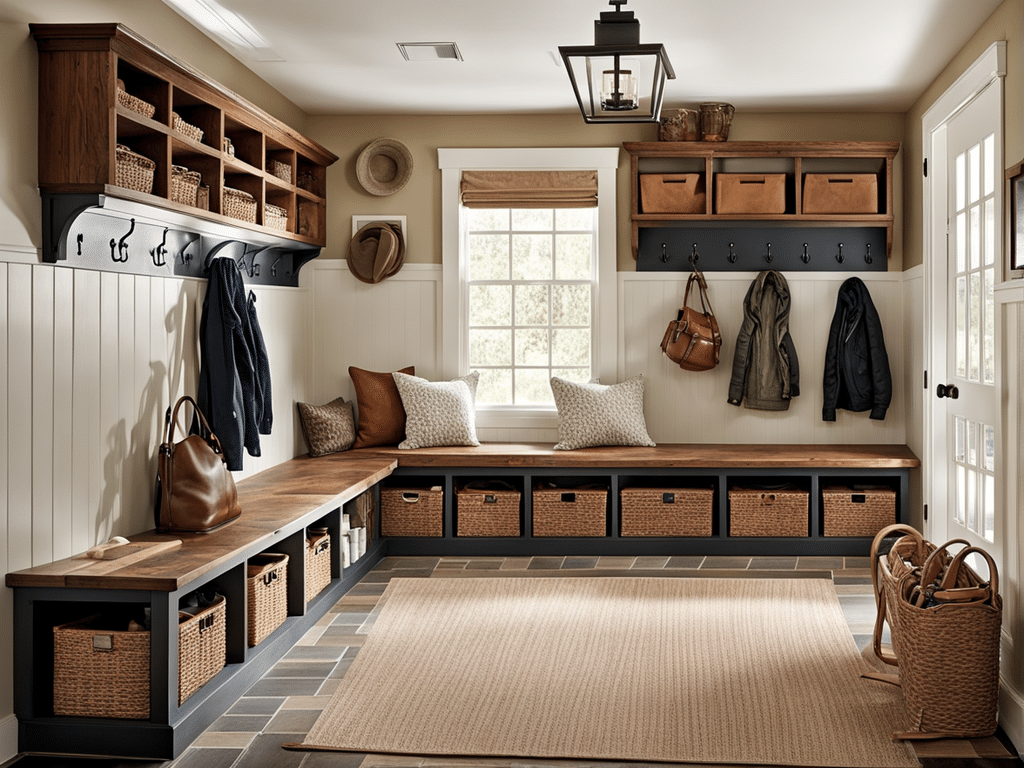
1007, 158, 1024, 272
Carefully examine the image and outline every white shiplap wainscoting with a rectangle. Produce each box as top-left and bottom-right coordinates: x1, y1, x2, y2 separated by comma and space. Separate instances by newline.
0, 259, 312, 569
621, 271, 907, 445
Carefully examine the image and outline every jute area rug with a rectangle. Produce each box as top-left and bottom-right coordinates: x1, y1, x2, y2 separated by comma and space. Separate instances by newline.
297, 577, 917, 767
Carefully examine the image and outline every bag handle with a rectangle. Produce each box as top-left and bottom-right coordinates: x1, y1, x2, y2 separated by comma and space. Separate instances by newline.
920, 542, 999, 602
868, 524, 925, 667
681, 270, 715, 319
916, 537, 973, 591
164, 395, 225, 457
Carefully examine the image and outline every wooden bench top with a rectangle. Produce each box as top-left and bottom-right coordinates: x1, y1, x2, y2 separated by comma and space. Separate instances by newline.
5, 454, 395, 592
355, 442, 921, 469
5, 442, 918, 592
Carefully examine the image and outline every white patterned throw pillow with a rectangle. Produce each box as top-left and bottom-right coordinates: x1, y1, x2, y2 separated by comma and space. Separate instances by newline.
392, 371, 481, 449
550, 375, 656, 450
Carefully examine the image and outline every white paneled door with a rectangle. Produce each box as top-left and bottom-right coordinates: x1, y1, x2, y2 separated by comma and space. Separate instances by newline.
933, 79, 1002, 557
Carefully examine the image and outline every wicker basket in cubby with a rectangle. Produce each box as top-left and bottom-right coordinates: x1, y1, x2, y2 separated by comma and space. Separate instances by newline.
53, 614, 151, 719
224, 187, 257, 223
172, 111, 204, 143
268, 159, 292, 183
620, 487, 714, 537
381, 487, 443, 537
456, 481, 520, 537
822, 486, 895, 537
264, 203, 288, 231
178, 595, 226, 705
729, 486, 809, 537
115, 144, 155, 194
305, 529, 331, 603
532, 484, 607, 537
171, 165, 201, 207
116, 78, 155, 119
246, 553, 288, 647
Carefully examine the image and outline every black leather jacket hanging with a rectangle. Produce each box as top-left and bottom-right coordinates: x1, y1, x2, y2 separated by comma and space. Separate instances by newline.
822, 276, 892, 421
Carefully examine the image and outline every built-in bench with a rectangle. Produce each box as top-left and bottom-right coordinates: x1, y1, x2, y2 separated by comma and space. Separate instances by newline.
5, 442, 919, 760
356, 442, 920, 557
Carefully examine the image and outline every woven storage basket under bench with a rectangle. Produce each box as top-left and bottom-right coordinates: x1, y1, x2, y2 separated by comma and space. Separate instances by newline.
246, 553, 288, 647
533, 483, 608, 537
456, 481, 521, 537
381, 486, 443, 537
822, 485, 895, 537
620, 486, 714, 537
53, 593, 227, 718
729, 485, 809, 537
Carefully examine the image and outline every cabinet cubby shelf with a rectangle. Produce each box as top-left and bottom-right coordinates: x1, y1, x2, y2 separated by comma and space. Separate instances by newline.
624, 140, 899, 271
31, 23, 337, 285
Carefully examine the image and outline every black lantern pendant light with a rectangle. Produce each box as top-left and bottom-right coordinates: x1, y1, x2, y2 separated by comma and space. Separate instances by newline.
558, 0, 675, 124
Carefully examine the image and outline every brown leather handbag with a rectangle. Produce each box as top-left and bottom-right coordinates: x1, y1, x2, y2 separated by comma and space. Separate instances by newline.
660, 270, 722, 371
155, 395, 241, 533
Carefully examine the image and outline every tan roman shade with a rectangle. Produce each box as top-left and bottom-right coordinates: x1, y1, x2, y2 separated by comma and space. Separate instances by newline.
460, 170, 598, 208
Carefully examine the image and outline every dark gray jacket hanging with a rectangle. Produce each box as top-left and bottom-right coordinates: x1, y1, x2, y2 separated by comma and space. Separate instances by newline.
197, 257, 273, 470
822, 276, 891, 421
727, 270, 800, 411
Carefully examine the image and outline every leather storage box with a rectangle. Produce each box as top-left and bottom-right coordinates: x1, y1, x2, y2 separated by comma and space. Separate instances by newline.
639, 173, 706, 214
715, 173, 786, 214
802, 173, 878, 214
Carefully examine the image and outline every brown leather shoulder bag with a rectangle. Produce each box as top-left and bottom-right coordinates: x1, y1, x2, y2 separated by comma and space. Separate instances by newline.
155, 395, 241, 533
660, 270, 722, 372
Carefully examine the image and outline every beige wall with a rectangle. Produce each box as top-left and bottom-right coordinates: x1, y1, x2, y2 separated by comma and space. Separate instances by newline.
903, 0, 1024, 269
308, 112, 905, 272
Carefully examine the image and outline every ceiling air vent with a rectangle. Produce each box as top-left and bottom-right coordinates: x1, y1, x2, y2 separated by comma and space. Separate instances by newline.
397, 42, 463, 61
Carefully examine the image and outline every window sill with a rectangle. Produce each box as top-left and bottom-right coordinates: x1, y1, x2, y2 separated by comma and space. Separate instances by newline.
475, 407, 558, 431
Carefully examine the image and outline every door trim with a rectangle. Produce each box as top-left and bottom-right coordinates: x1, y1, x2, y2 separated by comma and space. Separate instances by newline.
921, 41, 1005, 543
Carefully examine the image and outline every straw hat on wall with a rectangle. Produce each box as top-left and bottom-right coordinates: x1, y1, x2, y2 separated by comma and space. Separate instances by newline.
347, 221, 405, 283
355, 138, 413, 196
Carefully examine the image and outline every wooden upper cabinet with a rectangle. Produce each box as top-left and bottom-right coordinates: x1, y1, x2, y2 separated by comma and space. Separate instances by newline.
31, 23, 338, 248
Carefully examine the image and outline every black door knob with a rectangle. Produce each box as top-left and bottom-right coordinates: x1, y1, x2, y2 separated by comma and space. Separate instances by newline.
936, 383, 960, 399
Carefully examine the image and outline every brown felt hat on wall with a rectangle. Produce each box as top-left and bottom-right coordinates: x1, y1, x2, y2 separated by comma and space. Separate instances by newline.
356, 137, 413, 196
347, 221, 405, 283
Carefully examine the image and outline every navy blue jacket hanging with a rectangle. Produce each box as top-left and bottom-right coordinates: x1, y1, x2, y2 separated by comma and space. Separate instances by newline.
822, 277, 892, 421
197, 257, 273, 470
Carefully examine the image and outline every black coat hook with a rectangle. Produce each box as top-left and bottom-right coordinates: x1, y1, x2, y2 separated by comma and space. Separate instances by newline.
689, 243, 700, 266
76, 233, 83, 256
110, 218, 135, 263
836, 242, 845, 264
271, 256, 283, 277
765, 242, 772, 264
801, 243, 810, 264
864, 243, 873, 264
728, 242, 737, 263
152, 227, 168, 267
661, 242, 668, 263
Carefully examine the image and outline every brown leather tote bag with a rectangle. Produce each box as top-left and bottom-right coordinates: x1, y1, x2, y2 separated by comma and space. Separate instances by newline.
155, 395, 241, 533
660, 270, 722, 372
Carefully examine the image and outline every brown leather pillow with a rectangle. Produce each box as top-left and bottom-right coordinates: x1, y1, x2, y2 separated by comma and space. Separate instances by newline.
350, 365, 415, 448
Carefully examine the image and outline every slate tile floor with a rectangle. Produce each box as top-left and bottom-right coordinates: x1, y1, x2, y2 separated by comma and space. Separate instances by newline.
5, 555, 1021, 768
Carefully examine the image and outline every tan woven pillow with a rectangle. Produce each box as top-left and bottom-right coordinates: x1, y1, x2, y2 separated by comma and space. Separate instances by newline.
296, 397, 355, 457
350, 365, 415, 448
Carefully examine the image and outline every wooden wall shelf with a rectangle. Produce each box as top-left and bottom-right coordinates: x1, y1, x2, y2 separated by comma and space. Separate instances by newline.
31, 23, 338, 285
623, 141, 899, 270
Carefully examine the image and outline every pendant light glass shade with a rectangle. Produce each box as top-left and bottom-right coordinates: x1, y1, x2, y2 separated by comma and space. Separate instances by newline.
558, 1, 675, 124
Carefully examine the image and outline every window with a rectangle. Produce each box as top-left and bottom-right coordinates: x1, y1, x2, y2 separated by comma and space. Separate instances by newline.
466, 206, 595, 406
439, 148, 619, 429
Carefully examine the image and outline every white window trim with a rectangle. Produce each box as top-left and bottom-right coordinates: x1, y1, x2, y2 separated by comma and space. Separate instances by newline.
438, 147, 620, 430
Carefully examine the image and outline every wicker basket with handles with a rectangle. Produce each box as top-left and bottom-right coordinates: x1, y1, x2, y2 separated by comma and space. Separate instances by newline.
246, 553, 288, 646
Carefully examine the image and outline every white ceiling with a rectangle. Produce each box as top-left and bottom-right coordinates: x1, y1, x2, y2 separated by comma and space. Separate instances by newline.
164, 0, 1004, 116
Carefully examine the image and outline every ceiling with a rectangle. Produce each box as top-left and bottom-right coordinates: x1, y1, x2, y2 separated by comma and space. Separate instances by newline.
163, 0, 1004, 116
